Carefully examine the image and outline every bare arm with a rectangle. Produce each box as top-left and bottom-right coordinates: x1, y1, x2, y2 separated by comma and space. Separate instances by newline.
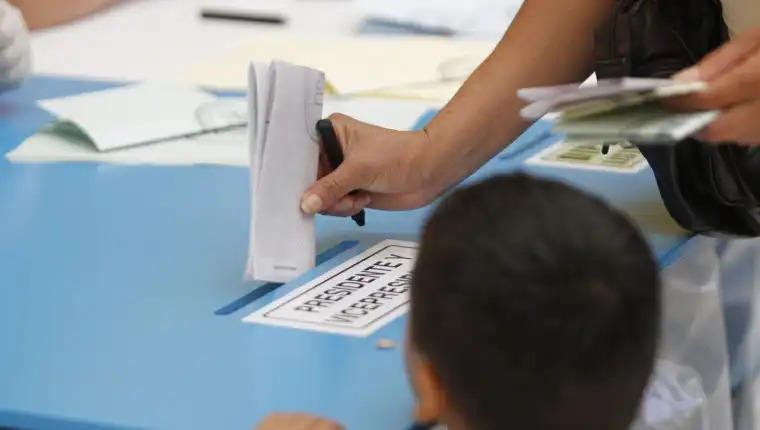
8, 0, 120, 30
422, 0, 613, 191
302, 0, 616, 215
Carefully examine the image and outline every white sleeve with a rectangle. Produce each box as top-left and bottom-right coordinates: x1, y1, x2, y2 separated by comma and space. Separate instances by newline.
0, 0, 30, 90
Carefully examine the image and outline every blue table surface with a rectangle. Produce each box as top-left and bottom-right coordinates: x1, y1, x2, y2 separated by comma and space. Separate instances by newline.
0, 76, 691, 430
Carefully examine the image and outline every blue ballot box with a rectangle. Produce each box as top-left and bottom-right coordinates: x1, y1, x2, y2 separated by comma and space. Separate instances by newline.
0, 77, 701, 430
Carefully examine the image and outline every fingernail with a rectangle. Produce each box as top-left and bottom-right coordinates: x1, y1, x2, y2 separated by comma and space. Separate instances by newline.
300, 194, 323, 214
673, 67, 700, 82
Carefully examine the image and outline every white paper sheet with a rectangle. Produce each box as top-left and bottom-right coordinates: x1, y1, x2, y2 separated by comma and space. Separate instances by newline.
357, 0, 522, 37
361, 80, 466, 102
6, 123, 249, 166
37, 82, 244, 152
243, 239, 418, 337
6, 96, 437, 167
167, 33, 497, 95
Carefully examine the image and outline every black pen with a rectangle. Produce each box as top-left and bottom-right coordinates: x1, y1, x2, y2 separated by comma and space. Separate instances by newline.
200, 8, 287, 25
408, 422, 440, 430
316, 119, 366, 227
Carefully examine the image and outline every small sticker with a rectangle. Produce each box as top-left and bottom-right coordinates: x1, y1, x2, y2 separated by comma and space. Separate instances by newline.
525, 140, 648, 173
376, 339, 398, 350
243, 240, 417, 337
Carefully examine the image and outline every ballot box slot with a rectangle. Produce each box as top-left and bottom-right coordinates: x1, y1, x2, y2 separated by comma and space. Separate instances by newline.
214, 240, 360, 316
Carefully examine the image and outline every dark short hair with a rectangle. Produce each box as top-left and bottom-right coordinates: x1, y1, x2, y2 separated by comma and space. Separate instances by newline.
411, 173, 660, 430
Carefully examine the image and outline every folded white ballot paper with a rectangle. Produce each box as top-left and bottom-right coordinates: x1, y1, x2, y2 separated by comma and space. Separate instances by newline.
34, 82, 246, 152
246, 61, 324, 284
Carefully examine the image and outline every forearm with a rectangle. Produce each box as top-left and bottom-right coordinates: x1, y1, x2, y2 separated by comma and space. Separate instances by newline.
9, 0, 119, 30
423, 0, 613, 190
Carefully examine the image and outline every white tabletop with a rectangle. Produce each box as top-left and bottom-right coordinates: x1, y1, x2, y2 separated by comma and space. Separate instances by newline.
29, 0, 364, 83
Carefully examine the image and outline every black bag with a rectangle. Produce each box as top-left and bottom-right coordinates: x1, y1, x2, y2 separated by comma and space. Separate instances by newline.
593, 0, 760, 236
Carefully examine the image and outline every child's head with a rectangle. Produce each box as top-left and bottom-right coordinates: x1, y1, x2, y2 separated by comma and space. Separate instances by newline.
405, 174, 661, 430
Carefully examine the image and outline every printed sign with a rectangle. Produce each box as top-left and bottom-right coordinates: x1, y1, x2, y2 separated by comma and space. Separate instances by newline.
243, 240, 418, 337
525, 140, 649, 173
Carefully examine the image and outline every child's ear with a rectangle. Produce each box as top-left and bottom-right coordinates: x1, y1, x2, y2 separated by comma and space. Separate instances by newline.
405, 324, 446, 423
411, 356, 446, 423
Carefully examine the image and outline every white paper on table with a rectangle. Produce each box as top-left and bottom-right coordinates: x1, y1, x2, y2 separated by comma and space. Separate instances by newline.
167, 33, 497, 95
362, 80, 466, 102
36, 82, 245, 152
6, 97, 438, 167
356, 0, 522, 37
243, 239, 418, 338
5, 122, 249, 166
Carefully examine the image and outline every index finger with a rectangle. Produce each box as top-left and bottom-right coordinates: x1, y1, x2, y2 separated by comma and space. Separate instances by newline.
301, 161, 372, 215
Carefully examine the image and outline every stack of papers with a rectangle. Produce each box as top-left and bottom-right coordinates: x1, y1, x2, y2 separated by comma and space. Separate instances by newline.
518, 78, 718, 144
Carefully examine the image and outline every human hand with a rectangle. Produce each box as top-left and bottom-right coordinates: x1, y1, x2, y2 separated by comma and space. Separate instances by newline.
671, 27, 760, 145
254, 413, 344, 430
300, 113, 438, 218
0, 0, 30, 90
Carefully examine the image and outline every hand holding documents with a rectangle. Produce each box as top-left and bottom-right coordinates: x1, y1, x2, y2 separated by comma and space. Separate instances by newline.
519, 78, 719, 144
246, 61, 324, 284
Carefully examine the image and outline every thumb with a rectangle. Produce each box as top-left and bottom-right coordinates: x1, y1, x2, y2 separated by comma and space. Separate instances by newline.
301, 163, 368, 215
